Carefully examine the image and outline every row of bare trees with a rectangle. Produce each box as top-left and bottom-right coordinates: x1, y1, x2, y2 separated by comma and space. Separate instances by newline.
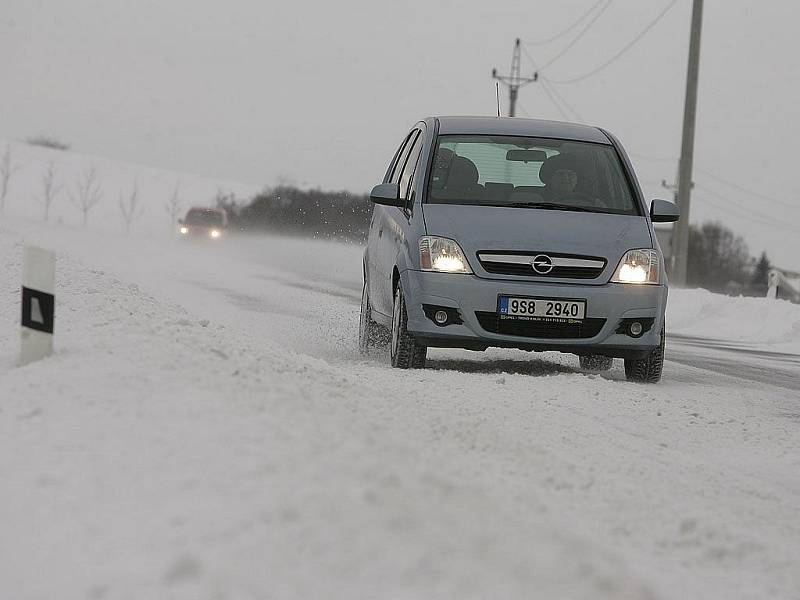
1, 144, 187, 232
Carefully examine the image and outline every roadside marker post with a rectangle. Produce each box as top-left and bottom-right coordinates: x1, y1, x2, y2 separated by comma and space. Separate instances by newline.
20, 246, 56, 366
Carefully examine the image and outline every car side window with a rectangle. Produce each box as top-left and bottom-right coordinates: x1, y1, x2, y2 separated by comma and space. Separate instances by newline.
388, 131, 415, 184
399, 130, 423, 207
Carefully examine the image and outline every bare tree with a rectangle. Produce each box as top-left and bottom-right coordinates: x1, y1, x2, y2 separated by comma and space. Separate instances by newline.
0, 144, 20, 213
119, 180, 143, 234
70, 166, 103, 227
164, 180, 182, 227
37, 161, 63, 222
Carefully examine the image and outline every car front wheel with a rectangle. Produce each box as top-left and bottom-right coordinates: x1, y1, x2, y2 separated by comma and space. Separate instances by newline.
390, 284, 427, 369
624, 327, 665, 383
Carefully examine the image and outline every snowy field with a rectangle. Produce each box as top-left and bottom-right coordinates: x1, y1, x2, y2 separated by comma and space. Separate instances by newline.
0, 140, 259, 233
1, 144, 800, 599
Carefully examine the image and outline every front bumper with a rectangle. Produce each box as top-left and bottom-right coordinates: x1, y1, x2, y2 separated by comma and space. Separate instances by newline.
401, 270, 667, 359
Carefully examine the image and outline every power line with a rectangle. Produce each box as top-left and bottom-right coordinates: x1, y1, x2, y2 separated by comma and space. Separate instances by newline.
542, 79, 585, 121
696, 168, 798, 209
520, 44, 584, 122
538, 82, 573, 121
696, 183, 794, 230
524, 0, 606, 46
516, 101, 531, 117
633, 154, 798, 210
544, 0, 678, 84
521, 43, 540, 71
537, 0, 613, 71
700, 194, 782, 229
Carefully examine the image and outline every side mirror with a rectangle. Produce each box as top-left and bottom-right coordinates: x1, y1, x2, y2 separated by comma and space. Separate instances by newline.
370, 183, 403, 207
650, 199, 680, 223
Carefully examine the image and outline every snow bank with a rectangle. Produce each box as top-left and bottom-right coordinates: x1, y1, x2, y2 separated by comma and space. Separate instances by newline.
0, 232, 661, 600
0, 139, 259, 234
668, 287, 800, 351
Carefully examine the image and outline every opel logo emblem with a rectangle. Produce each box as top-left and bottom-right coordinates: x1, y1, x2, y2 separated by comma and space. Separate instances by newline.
531, 254, 554, 274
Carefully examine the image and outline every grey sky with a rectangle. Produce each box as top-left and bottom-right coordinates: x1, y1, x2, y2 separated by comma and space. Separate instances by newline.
2, 0, 799, 266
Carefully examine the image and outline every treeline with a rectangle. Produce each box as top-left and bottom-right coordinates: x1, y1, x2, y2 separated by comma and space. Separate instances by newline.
226, 185, 373, 242
686, 221, 770, 296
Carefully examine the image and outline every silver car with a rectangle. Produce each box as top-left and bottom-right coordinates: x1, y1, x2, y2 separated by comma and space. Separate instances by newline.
359, 116, 679, 382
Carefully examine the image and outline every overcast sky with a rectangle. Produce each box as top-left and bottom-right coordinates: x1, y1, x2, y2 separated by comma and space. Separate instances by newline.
2, 0, 799, 266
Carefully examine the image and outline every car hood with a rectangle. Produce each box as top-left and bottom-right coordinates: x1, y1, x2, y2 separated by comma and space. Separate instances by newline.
422, 203, 653, 283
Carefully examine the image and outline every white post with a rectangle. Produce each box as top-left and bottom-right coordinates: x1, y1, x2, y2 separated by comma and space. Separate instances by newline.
766, 269, 779, 300
20, 246, 56, 365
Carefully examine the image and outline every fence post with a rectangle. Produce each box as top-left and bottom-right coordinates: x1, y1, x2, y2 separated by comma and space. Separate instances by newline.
20, 246, 56, 365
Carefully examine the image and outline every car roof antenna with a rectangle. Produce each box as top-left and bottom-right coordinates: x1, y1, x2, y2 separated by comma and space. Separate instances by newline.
495, 82, 502, 117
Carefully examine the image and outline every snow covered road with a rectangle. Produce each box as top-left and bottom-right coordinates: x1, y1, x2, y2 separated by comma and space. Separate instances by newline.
2, 218, 799, 599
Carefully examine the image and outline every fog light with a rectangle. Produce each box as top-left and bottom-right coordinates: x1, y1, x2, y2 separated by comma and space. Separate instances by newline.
434, 310, 448, 325
629, 321, 643, 337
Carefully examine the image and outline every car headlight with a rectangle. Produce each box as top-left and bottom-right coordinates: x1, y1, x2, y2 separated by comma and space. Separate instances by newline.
180, 226, 188, 234
611, 249, 661, 284
419, 236, 472, 274
210, 229, 221, 238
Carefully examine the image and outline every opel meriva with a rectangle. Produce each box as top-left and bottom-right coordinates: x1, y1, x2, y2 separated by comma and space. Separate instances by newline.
359, 116, 679, 383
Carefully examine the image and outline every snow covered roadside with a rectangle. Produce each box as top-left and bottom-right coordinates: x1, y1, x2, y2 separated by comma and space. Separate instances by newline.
668, 287, 800, 353
2, 217, 800, 599
0, 233, 658, 598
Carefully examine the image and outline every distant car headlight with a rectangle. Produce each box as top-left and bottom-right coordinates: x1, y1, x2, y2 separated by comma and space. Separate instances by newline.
419, 236, 472, 274
180, 226, 188, 234
210, 229, 221, 239
611, 249, 661, 284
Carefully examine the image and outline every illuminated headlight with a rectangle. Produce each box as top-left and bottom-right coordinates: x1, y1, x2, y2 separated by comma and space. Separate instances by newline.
611, 249, 661, 284
419, 236, 472, 274
210, 229, 221, 239
180, 226, 188, 234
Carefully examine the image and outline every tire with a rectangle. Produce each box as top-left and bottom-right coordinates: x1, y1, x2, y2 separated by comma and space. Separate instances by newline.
358, 277, 389, 354
579, 354, 613, 372
624, 327, 665, 383
390, 284, 427, 369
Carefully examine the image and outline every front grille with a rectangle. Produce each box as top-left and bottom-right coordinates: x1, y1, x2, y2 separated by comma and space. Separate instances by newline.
475, 312, 606, 339
477, 252, 606, 279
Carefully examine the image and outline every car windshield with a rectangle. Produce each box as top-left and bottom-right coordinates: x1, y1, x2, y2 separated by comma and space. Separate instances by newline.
185, 209, 224, 226
427, 135, 639, 215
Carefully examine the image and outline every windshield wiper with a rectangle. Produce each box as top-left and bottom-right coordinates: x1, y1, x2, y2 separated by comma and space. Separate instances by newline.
504, 202, 595, 213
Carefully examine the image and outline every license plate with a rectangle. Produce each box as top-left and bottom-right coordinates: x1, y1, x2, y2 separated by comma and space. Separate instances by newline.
499, 296, 586, 321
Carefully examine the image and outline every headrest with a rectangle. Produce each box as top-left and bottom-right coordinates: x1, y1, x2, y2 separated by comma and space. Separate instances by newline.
446, 155, 479, 188
539, 153, 583, 185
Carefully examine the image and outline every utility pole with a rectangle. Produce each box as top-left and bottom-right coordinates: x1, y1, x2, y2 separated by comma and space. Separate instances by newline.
492, 38, 537, 117
661, 178, 679, 271
671, 0, 704, 287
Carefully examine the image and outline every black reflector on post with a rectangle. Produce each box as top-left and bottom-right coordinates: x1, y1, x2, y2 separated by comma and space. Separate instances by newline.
21, 287, 55, 334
